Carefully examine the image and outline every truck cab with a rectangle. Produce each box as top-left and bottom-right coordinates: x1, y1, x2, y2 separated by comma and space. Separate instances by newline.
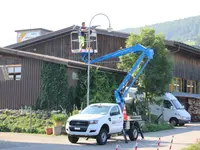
66, 103, 124, 145
149, 93, 191, 126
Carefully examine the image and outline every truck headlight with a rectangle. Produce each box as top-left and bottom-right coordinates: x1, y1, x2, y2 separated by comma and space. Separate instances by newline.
89, 120, 98, 124
66, 120, 70, 125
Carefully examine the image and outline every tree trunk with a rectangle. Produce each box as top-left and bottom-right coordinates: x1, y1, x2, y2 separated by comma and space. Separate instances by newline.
161, 105, 164, 123
148, 101, 151, 123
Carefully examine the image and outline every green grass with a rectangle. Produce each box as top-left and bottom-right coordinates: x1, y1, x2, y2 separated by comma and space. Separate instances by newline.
142, 123, 174, 132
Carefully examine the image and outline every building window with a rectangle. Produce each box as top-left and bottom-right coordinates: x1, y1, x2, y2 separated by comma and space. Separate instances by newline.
169, 77, 182, 92
7, 64, 21, 80
72, 72, 78, 80
198, 81, 200, 94
186, 80, 196, 94
169, 82, 174, 92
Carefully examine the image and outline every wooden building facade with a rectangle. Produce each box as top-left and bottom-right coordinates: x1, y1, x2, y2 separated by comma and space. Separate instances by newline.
0, 46, 125, 109
166, 41, 200, 94
1, 25, 200, 118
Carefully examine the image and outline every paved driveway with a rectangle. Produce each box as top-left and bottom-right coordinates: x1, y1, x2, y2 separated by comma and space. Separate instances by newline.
0, 123, 200, 150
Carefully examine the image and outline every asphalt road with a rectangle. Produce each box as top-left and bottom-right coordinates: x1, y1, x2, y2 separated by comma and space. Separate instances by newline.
0, 123, 200, 150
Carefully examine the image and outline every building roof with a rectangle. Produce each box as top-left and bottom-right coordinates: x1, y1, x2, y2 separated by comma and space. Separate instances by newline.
5, 25, 200, 56
173, 92, 200, 99
6, 25, 129, 49
165, 40, 200, 56
15, 28, 53, 33
0, 46, 126, 75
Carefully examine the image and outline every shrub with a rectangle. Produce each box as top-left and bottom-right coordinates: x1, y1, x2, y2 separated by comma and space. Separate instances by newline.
0, 124, 10, 132
51, 114, 67, 125
68, 105, 79, 116
182, 140, 200, 150
0, 109, 77, 134
0, 109, 53, 134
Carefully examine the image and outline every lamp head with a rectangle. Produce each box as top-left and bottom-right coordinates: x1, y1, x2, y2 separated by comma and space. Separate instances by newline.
107, 25, 113, 32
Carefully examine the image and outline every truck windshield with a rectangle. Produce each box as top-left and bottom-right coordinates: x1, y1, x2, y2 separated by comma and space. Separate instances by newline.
171, 100, 184, 109
81, 105, 111, 115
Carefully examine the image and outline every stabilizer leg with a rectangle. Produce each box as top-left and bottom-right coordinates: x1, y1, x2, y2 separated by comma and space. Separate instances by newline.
122, 129, 128, 143
138, 126, 144, 139
86, 137, 90, 140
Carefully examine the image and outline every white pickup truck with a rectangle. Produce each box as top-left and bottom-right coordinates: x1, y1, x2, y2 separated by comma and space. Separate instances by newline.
66, 103, 142, 145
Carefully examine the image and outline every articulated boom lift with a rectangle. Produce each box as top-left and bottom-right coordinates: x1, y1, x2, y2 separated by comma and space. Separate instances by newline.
70, 27, 154, 143
80, 44, 154, 111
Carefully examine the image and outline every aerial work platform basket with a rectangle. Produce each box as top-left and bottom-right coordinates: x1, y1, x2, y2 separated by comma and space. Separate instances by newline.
70, 28, 98, 54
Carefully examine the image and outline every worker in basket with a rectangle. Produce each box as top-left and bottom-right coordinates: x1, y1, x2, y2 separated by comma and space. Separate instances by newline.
79, 22, 92, 50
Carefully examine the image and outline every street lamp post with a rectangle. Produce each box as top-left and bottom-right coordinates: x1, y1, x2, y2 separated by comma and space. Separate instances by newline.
86, 13, 113, 106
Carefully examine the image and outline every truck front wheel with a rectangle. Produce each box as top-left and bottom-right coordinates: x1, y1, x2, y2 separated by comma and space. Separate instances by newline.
96, 128, 108, 145
68, 135, 79, 143
128, 126, 139, 141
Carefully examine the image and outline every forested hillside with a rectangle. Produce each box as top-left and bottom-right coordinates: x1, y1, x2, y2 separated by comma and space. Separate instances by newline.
120, 15, 200, 46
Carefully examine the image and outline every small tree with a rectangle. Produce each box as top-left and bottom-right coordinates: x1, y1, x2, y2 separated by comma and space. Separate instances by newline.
117, 27, 173, 122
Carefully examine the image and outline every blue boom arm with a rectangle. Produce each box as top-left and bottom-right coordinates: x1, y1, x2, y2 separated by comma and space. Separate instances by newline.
81, 44, 154, 110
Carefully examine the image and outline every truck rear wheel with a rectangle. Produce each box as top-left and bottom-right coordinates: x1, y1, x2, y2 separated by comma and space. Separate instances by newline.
68, 135, 79, 143
128, 126, 139, 141
96, 128, 108, 145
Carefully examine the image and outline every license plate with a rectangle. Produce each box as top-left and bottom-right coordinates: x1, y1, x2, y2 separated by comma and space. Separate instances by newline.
75, 127, 80, 130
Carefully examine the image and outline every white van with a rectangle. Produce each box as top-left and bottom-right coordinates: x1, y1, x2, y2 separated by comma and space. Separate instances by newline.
149, 93, 191, 126
124, 88, 191, 126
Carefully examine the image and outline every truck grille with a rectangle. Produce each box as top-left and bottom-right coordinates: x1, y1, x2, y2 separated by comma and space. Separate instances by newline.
69, 127, 87, 132
69, 120, 89, 132
69, 120, 89, 126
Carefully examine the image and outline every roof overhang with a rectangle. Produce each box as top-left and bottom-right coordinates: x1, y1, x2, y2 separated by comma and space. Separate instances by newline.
165, 40, 200, 56
15, 28, 53, 33
172, 92, 200, 99
0, 47, 126, 75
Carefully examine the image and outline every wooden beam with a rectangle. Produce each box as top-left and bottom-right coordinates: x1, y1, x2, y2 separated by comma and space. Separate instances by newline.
0, 54, 21, 60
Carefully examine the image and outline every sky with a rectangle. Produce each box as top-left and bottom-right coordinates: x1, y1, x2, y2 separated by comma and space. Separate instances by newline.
0, 0, 200, 47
